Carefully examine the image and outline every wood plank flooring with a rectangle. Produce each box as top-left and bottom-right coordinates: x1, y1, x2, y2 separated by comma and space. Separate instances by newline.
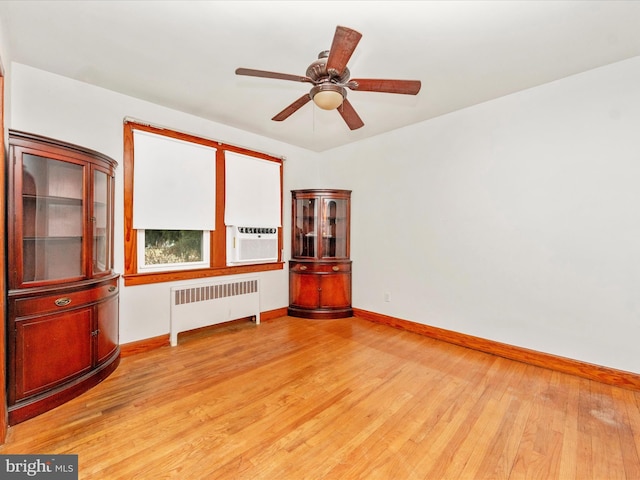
2, 316, 640, 479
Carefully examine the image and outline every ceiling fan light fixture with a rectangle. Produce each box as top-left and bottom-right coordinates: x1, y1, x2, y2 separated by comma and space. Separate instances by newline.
310, 84, 345, 110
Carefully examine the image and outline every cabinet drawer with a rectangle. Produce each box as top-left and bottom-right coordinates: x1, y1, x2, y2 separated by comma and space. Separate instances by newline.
290, 262, 351, 273
14, 280, 119, 317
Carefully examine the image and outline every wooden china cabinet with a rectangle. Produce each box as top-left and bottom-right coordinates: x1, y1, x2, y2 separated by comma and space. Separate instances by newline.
6, 130, 120, 425
289, 189, 352, 319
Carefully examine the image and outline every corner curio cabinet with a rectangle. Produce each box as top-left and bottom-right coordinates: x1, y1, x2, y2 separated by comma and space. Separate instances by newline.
6, 130, 120, 425
289, 189, 352, 319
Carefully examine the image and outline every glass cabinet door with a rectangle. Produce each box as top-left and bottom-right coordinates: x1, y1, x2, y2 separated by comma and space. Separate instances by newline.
321, 198, 349, 258
93, 169, 112, 274
22, 154, 84, 283
293, 197, 317, 257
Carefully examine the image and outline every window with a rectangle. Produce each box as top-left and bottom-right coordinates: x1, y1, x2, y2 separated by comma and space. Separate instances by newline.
131, 129, 216, 273
137, 229, 210, 272
225, 152, 281, 228
123, 121, 283, 286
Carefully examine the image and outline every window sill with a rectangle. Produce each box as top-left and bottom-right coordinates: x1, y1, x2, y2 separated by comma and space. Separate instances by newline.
123, 262, 284, 287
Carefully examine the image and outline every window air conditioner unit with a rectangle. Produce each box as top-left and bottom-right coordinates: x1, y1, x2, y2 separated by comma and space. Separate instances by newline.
226, 226, 278, 265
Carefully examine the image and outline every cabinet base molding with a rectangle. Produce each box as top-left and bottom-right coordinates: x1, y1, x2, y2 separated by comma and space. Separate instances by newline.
288, 307, 353, 320
353, 308, 640, 391
8, 350, 120, 425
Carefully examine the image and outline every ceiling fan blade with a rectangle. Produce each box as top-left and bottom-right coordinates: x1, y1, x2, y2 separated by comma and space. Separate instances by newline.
338, 98, 364, 130
236, 68, 314, 84
348, 79, 422, 95
272, 94, 312, 121
326, 26, 362, 77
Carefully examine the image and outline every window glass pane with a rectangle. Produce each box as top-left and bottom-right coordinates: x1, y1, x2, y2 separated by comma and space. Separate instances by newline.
144, 230, 204, 265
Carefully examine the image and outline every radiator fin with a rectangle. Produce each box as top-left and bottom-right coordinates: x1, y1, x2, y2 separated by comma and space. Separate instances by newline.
174, 279, 258, 306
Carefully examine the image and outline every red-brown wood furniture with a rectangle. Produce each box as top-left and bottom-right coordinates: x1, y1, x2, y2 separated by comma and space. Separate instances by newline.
289, 189, 352, 319
6, 130, 119, 424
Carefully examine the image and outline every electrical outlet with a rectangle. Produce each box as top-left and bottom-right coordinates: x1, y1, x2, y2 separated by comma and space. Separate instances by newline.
384, 292, 391, 302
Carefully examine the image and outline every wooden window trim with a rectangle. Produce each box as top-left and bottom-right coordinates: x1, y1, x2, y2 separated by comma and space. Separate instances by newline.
122, 121, 284, 287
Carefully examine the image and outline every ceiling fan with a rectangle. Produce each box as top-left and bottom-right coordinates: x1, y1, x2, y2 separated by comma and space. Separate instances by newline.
235, 26, 421, 130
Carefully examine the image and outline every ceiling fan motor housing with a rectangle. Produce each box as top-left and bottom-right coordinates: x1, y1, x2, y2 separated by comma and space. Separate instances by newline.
306, 50, 351, 84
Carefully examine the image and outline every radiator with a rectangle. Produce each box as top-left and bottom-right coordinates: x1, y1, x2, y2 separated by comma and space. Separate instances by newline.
169, 277, 260, 346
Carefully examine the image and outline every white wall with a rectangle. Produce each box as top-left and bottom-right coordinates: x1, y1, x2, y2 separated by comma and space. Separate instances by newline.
0, 11, 11, 128
8, 63, 319, 343
319, 56, 640, 373
9, 56, 640, 374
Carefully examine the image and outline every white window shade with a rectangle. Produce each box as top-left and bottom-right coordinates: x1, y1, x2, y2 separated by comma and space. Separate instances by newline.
225, 152, 282, 227
133, 130, 216, 230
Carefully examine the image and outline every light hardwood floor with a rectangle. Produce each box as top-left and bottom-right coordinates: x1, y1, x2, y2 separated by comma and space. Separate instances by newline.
2, 316, 640, 479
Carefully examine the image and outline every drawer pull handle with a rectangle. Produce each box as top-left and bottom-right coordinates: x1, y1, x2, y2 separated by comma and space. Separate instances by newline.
54, 297, 72, 307
332, 266, 340, 271
108, 285, 117, 292
299, 265, 307, 271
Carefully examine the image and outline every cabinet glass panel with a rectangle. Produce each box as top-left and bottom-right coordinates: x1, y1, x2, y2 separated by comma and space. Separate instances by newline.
93, 169, 111, 274
321, 198, 348, 258
22, 154, 84, 282
294, 197, 317, 257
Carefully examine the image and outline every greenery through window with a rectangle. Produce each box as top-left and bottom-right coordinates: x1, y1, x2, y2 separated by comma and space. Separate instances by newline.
144, 230, 204, 265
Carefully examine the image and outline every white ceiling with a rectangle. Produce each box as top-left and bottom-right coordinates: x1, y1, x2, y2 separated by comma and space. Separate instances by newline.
1, 1, 640, 152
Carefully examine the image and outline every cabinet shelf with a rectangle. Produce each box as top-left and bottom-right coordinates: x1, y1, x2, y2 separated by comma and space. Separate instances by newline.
24, 236, 83, 242
23, 193, 82, 203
